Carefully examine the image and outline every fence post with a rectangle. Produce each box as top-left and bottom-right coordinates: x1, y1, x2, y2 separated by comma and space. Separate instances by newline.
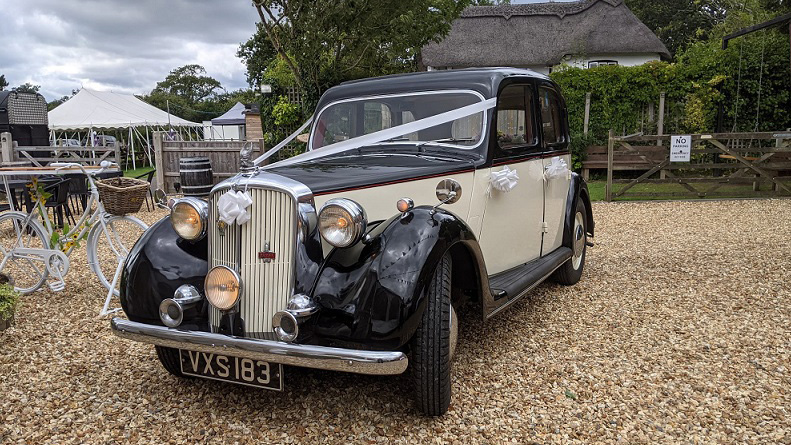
657, 92, 666, 179
606, 129, 614, 202
583, 92, 591, 136
0, 132, 13, 163
153, 131, 165, 191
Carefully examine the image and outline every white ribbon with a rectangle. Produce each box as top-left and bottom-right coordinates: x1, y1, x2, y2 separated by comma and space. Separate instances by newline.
489, 166, 520, 193
217, 190, 253, 226
543, 156, 569, 182
263, 97, 498, 169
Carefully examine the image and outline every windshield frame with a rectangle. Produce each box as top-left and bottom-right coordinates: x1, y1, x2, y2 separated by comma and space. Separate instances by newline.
308, 89, 488, 152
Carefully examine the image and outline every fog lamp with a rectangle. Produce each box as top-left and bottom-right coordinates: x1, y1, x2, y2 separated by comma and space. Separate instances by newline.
204, 266, 241, 310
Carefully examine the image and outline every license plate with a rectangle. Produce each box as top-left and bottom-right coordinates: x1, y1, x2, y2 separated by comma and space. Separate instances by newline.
179, 350, 283, 391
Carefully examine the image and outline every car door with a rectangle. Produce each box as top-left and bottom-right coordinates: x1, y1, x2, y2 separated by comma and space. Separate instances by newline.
477, 83, 544, 275
538, 85, 571, 254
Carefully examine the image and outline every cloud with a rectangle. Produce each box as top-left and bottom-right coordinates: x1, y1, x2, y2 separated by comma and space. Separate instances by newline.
0, 0, 258, 101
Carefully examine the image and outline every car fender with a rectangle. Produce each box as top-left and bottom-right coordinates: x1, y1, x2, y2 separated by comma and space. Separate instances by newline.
310, 207, 488, 351
562, 173, 595, 250
120, 217, 209, 325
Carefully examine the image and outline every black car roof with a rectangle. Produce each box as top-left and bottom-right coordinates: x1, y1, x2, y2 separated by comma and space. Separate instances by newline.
314, 67, 549, 112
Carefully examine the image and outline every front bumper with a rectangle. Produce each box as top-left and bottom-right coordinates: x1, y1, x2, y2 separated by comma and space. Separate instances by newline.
111, 318, 408, 375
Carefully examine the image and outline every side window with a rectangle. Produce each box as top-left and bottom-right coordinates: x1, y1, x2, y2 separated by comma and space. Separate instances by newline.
496, 85, 536, 150
539, 87, 565, 146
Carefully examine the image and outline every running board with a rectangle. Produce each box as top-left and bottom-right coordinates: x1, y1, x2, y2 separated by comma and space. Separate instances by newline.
489, 247, 573, 302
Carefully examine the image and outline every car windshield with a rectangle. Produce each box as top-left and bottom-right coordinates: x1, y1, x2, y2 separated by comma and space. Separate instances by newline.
310, 91, 485, 150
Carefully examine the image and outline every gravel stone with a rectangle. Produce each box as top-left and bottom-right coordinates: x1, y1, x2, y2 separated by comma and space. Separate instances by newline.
1, 199, 790, 443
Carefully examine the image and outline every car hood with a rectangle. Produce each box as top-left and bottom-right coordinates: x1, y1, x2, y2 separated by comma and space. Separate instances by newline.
263, 150, 480, 195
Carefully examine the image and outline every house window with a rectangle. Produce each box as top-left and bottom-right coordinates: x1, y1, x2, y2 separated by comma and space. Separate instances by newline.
539, 87, 565, 146
496, 85, 536, 150
588, 60, 618, 69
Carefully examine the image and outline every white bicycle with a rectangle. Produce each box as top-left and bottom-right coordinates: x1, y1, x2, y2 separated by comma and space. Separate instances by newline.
0, 162, 148, 314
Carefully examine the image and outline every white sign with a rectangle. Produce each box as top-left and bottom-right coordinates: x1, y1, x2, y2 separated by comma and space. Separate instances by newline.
670, 135, 692, 162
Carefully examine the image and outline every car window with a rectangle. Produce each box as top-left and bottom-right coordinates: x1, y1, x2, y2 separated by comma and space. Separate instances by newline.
539, 87, 564, 145
496, 85, 536, 150
311, 91, 484, 150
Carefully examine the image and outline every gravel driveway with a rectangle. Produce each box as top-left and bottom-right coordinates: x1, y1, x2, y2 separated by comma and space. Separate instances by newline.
1, 199, 789, 444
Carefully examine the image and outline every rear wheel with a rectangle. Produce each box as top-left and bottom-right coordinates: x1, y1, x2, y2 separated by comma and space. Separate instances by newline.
411, 254, 457, 416
553, 198, 587, 285
155, 346, 187, 377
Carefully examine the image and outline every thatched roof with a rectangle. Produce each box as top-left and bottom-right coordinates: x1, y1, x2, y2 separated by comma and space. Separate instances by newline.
422, 0, 671, 68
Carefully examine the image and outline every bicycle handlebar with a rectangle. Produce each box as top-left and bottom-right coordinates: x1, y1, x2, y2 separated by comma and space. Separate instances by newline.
50, 161, 118, 176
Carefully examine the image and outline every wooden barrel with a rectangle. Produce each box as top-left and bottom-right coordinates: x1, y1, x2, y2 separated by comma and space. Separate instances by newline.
179, 157, 213, 197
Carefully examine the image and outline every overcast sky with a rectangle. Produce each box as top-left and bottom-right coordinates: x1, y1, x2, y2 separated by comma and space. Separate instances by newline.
1, 0, 565, 102
0, 0, 258, 101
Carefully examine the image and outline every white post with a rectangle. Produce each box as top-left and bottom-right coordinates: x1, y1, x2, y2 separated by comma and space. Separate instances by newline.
130, 126, 136, 170
0, 132, 13, 163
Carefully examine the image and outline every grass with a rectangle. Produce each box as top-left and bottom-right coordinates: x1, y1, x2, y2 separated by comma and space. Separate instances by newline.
123, 166, 155, 178
587, 180, 790, 201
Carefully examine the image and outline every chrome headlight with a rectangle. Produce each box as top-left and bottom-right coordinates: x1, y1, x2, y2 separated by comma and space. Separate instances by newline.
318, 198, 367, 248
170, 197, 208, 241
204, 266, 241, 310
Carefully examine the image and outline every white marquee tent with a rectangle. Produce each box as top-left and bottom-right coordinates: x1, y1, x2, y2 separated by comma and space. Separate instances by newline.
48, 89, 202, 168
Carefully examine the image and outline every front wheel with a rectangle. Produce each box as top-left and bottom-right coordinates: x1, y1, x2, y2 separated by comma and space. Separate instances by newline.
0, 211, 50, 293
87, 215, 148, 297
410, 254, 457, 416
552, 198, 588, 285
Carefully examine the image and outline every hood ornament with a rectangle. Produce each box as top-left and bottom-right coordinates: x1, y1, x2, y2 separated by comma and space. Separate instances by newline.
239, 142, 256, 174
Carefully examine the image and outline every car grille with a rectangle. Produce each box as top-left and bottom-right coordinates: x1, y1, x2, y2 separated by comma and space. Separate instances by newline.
209, 188, 297, 337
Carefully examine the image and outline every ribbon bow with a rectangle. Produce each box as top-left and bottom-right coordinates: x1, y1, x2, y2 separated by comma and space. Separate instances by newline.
489, 166, 520, 193
217, 191, 253, 226
543, 156, 569, 182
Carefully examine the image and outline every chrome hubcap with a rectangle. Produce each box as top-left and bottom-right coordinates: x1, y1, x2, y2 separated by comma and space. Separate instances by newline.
572, 211, 585, 269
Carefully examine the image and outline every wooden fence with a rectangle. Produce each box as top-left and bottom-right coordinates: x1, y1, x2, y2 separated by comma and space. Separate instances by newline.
1, 131, 121, 167
605, 130, 791, 201
153, 131, 264, 193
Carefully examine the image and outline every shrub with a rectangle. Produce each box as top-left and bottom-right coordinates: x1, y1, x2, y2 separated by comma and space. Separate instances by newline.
0, 284, 20, 322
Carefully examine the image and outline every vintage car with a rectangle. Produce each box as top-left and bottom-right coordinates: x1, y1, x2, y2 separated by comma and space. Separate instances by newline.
112, 68, 594, 416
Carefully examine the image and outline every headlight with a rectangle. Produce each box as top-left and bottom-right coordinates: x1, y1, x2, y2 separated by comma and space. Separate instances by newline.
170, 197, 208, 241
318, 198, 367, 248
204, 266, 241, 310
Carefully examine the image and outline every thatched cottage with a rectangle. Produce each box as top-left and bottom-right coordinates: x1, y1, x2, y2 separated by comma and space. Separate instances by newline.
421, 0, 670, 74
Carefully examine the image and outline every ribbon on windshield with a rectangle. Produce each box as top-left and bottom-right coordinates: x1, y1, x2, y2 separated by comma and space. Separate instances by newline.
253, 118, 314, 166
259, 97, 498, 169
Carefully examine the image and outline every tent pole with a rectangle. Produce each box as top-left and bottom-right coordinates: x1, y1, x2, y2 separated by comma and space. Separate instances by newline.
130, 126, 136, 170
145, 125, 151, 167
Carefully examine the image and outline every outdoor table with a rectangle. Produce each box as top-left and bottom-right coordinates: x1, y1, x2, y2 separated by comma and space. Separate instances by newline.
0, 166, 121, 213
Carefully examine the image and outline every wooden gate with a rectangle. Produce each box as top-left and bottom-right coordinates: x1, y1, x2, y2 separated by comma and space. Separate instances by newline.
605, 130, 791, 201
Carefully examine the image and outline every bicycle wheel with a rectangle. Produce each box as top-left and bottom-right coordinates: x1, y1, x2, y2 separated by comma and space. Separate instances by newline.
87, 215, 148, 297
0, 211, 50, 293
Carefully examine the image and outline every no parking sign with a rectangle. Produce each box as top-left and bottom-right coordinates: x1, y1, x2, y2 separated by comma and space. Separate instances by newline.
670, 135, 692, 162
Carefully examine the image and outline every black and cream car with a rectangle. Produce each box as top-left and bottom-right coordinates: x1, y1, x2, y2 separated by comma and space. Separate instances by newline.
113, 68, 594, 416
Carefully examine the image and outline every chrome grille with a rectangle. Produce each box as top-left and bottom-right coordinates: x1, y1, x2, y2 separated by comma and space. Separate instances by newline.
209, 188, 297, 336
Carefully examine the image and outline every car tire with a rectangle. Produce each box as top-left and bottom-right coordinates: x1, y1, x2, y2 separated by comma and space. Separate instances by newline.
411, 254, 454, 417
155, 346, 188, 378
553, 198, 587, 285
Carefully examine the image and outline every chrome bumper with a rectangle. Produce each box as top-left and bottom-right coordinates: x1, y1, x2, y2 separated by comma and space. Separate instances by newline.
111, 318, 408, 375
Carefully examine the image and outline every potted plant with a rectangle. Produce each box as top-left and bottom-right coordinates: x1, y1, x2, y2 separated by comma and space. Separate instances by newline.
0, 274, 19, 331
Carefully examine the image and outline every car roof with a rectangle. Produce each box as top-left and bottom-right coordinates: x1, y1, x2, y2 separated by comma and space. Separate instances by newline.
315, 67, 549, 112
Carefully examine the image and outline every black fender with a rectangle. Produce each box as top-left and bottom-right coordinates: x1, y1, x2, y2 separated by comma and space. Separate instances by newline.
120, 217, 209, 326
562, 172, 595, 251
308, 207, 485, 351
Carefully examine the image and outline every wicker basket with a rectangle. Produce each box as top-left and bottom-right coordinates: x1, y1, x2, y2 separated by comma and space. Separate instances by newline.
96, 177, 150, 215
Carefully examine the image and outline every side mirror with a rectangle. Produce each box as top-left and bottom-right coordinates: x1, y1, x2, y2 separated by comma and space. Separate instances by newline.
154, 189, 172, 210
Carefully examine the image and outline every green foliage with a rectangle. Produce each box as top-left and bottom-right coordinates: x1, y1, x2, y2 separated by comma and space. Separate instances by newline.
12, 83, 41, 94
245, 0, 474, 112
271, 96, 301, 127
0, 74, 8, 91
0, 284, 20, 322
142, 64, 257, 124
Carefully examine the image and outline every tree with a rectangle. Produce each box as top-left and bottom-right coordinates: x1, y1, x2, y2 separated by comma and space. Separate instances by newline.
0, 75, 8, 91
248, 0, 473, 107
12, 83, 41, 94
143, 64, 227, 123
47, 89, 79, 111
